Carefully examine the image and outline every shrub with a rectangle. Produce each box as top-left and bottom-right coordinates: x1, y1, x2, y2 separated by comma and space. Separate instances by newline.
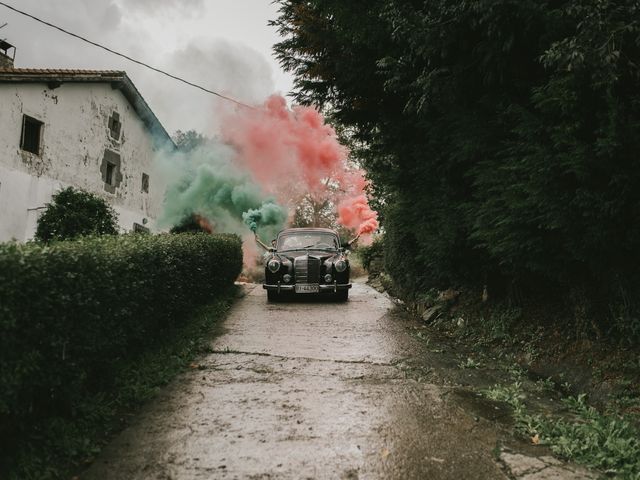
358, 235, 384, 271
0, 233, 242, 475
35, 187, 119, 242
170, 213, 212, 234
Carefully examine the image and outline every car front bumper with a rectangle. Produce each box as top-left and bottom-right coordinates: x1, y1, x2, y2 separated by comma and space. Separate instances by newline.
263, 282, 352, 293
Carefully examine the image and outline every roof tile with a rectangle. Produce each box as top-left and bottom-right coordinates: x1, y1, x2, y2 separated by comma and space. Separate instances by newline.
0, 68, 125, 76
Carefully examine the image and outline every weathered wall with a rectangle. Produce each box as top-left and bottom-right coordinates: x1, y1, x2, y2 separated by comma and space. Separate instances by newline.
0, 82, 163, 241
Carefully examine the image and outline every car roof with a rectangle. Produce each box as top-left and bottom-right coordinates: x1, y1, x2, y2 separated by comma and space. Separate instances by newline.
277, 228, 338, 236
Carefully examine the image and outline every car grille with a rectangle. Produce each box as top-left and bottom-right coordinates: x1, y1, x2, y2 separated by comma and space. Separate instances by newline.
294, 255, 320, 283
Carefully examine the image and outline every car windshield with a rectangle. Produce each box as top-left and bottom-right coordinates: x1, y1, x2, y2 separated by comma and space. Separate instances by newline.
277, 232, 339, 251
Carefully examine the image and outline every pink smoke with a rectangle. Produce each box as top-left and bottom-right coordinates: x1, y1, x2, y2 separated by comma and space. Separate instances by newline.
222, 95, 347, 198
221, 94, 378, 239
337, 168, 379, 237
338, 195, 379, 235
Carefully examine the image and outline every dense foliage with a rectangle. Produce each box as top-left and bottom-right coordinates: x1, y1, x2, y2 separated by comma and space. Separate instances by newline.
0, 233, 242, 476
35, 187, 119, 242
272, 0, 640, 335
358, 235, 385, 272
170, 213, 213, 233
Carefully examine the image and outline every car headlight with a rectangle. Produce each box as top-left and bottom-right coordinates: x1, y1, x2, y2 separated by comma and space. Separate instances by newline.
335, 259, 347, 272
267, 258, 281, 273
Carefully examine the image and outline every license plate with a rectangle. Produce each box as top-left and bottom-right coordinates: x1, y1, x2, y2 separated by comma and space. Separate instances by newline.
295, 284, 319, 294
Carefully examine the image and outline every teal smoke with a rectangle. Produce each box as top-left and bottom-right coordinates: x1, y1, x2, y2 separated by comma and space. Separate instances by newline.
243, 201, 288, 233
156, 142, 287, 238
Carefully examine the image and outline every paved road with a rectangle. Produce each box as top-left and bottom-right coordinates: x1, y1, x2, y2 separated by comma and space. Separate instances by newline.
82, 282, 592, 479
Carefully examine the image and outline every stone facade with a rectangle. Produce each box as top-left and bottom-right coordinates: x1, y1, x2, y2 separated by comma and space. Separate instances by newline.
0, 69, 173, 242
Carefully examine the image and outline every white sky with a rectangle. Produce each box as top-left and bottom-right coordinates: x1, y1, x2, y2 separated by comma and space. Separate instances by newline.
0, 0, 294, 136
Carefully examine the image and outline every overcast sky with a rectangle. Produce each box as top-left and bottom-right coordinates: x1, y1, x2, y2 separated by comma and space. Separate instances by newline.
0, 0, 294, 136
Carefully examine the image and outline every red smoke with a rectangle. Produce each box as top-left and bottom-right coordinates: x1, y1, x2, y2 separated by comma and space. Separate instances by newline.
222, 94, 378, 239
222, 95, 347, 197
338, 195, 379, 235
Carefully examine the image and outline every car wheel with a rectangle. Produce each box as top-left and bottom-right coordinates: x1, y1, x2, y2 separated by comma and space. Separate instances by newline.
335, 290, 349, 302
267, 290, 280, 302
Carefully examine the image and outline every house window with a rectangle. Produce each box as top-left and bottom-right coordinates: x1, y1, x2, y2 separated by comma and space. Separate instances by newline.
141, 173, 149, 193
105, 162, 116, 185
108, 112, 121, 140
101, 150, 121, 193
20, 115, 43, 155
133, 223, 150, 234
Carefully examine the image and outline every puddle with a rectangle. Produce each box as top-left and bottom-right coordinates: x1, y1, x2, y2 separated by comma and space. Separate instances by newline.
450, 389, 514, 425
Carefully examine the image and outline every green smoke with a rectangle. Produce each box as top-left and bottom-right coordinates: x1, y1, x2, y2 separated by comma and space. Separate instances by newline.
243, 201, 288, 233
156, 142, 287, 238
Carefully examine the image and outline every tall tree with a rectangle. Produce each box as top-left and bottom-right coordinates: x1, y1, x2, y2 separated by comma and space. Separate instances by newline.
272, 0, 640, 337
172, 130, 207, 152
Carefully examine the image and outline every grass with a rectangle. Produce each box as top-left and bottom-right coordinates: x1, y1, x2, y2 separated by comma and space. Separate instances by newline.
533, 376, 556, 393
459, 357, 483, 369
482, 382, 640, 479
6, 290, 236, 480
410, 329, 445, 353
453, 302, 640, 478
378, 273, 640, 478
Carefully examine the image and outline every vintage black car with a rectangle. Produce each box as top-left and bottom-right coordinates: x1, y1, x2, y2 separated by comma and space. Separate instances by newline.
261, 228, 351, 301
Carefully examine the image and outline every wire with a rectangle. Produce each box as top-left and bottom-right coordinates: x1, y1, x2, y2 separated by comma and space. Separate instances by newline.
0, 1, 255, 109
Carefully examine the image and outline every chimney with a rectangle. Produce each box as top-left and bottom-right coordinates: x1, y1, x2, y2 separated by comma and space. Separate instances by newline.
0, 40, 15, 68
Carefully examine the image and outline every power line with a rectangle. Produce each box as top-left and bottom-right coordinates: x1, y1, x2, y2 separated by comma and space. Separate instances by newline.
0, 1, 255, 109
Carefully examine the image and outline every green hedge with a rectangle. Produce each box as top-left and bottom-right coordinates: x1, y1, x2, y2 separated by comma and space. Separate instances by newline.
0, 233, 242, 469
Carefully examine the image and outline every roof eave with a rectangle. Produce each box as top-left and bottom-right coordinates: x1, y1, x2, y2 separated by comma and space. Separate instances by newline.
111, 75, 175, 150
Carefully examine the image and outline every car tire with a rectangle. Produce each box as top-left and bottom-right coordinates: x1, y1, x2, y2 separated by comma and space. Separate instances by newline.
335, 290, 349, 302
267, 290, 280, 302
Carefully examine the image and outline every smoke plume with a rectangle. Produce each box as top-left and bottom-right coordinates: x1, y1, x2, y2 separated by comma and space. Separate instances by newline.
221, 95, 347, 199
243, 202, 288, 233
221, 95, 379, 237
157, 94, 378, 260
155, 141, 287, 241
338, 195, 379, 236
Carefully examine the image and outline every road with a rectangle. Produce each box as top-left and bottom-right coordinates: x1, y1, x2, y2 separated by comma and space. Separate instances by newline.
82, 281, 593, 479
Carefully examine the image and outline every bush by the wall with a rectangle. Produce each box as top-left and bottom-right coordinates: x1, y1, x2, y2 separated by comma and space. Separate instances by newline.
35, 187, 119, 242
0, 233, 242, 475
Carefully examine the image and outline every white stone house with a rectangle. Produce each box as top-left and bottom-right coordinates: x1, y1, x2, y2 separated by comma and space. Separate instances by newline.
0, 51, 173, 242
